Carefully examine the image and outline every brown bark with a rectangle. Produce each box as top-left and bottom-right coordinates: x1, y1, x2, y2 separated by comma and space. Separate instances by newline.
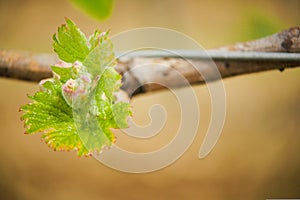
0, 27, 299, 97
216, 26, 300, 52
0, 51, 54, 82
117, 56, 300, 96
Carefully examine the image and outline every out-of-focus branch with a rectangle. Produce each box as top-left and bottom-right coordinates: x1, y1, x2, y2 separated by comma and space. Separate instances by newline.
0, 51, 55, 82
216, 26, 300, 52
0, 27, 299, 97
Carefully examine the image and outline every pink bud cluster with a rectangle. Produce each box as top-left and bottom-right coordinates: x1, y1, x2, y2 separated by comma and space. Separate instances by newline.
62, 73, 93, 106
55, 60, 72, 68
61, 60, 93, 107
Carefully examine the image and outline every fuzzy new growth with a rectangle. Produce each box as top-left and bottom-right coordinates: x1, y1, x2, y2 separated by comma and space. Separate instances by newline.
20, 18, 131, 156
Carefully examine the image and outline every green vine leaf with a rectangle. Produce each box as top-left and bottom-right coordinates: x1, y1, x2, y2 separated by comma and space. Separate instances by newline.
20, 18, 131, 156
83, 31, 116, 76
53, 18, 90, 63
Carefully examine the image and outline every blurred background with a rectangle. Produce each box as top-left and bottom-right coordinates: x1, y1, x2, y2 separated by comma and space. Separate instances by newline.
0, 0, 300, 199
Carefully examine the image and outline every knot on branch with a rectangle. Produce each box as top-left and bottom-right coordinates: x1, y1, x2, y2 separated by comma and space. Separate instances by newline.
280, 27, 300, 52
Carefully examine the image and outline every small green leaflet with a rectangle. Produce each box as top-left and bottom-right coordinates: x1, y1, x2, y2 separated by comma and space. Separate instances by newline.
20, 18, 131, 156
53, 18, 90, 63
